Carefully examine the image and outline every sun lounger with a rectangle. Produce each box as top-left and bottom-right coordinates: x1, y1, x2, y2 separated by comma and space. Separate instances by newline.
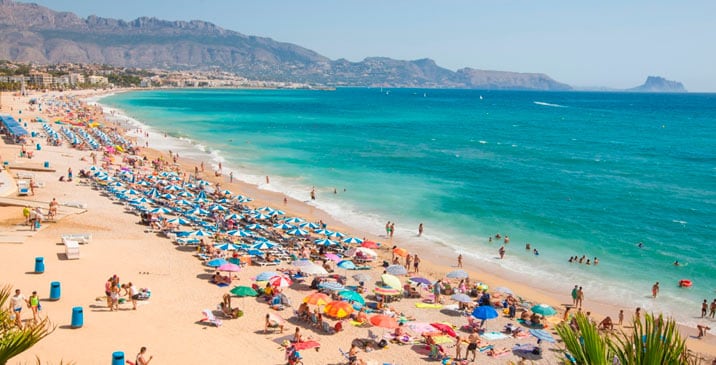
199, 309, 222, 327
64, 240, 80, 259
61, 233, 92, 244
64, 201, 87, 209
253, 257, 280, 266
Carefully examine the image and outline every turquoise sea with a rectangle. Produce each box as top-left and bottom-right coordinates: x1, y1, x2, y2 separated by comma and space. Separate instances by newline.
99, 88, 715, 325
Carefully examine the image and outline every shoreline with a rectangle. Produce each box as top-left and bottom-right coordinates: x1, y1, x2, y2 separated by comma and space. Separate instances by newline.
94, 89, 716, 350
1, 88, 714, 363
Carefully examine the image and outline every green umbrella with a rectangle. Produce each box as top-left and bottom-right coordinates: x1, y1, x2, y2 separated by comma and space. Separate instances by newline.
531, 304, 557, 316
338, 290, 365, 305
230, 286, 258, 297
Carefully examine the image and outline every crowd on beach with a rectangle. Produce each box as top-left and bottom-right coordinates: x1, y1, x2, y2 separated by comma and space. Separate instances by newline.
3, 92, 715, 364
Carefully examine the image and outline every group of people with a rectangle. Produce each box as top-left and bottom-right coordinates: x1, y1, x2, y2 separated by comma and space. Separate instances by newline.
568, 255, 599, 265
9, 288, 41, 329
103, 274, 146, 311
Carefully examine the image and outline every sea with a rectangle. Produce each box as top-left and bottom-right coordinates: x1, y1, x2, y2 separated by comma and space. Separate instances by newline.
97, 88, 716, 327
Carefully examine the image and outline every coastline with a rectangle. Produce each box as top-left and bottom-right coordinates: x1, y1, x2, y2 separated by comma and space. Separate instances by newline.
0, 88, 713, 363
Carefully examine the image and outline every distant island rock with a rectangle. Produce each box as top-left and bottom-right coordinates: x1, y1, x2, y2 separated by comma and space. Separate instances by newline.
0, 0, 571, 90
629, 76, 687, 93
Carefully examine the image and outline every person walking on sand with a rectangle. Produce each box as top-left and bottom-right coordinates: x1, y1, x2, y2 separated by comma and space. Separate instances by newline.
652, 282, 660, 298
10, 289, 28, 329
136, 346, 153, 365
418, 223, 423, 237
229, 171, 233, 183
413, 254, 421, 273
576, 286, 584, 308
498, 245, 506, 259
618, 309, 624, 326
457, 254, 463, 268
405, 254, 412, 271
29, 291, 40, 323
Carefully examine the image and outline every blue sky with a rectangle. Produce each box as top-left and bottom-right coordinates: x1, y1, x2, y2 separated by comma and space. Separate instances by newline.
23, 0, 716, 91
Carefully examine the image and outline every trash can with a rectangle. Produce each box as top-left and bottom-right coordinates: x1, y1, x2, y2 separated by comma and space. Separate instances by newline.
34, 220, 41, 230
34, 257, 44, 273
31, 131, 36, 137
49, 281, 61, 300
71, 306, 83, 328
36, 143, 41, 150
43, 161, 50, 168
111, 351, 124, 365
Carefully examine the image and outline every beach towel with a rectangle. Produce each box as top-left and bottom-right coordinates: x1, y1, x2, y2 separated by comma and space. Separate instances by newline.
481, 331, 509, 340
350, 320, 367, 327
415, 303, 443, 309
431, 335, 453, 344
216, 283, 229, 287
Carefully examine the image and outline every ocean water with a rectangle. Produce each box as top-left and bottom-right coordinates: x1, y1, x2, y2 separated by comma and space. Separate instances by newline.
99, 88, 716, 326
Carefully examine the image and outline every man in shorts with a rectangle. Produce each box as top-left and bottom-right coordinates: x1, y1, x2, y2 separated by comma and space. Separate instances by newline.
466, 328, 480, 361
11, 289, 28, 329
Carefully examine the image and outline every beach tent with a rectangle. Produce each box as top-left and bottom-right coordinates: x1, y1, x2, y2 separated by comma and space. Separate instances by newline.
0, 115, 29, 137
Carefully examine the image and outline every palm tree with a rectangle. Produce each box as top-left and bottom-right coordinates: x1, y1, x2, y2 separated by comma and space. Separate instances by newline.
556, 311, 700, 365
0, 285, 55, 365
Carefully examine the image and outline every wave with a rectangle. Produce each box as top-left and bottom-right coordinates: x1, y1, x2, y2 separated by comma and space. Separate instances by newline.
533, 101, 567, 108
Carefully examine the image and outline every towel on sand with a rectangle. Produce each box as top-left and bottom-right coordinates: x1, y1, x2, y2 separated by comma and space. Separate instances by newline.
415, 303, 443, 309
481, 331, 509, 340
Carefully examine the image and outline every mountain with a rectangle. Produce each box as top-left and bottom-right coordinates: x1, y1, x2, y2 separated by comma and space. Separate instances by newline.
628, 76, 687, 93
0, 0, 571, 90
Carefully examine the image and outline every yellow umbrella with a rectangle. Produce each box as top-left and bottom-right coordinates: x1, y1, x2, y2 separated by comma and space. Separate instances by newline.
381, 273, 402, 290
303, 292, 330, 306
324, 301, 354, 319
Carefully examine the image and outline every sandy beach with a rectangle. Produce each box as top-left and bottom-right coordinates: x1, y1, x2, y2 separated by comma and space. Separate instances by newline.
1, 88, 714, 364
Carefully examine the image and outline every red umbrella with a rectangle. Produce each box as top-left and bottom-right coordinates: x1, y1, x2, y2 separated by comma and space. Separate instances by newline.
430, 323, 457, 337
369, 315, 399, 329
268, 275, 293, 288
361, 241, 379, 249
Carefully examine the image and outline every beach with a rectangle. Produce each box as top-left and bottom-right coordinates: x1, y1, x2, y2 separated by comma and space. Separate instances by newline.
1, 88, 714, 364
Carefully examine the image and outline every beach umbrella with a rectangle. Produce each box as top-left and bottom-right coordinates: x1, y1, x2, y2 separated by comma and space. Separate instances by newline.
352, 273, 371, 283
218, 263, 241, 272
324, 301, 354, 319
393, 247, 409, 257
245, 224, 264, 230
254, 213, 271, 220
216, 198, 232, 204
337, 290, 365, 305
206, 258, 228, 267
165, 184, 183, 191
303, 292, 330, 306
221, 189, 233, 196
337, 260, 356, 270
268, 275, 293, 288
301, 264, 329, 276
318, 281, 344, 291
471, 305, 499, 320
346, 247, 378, 259
230, 286, 258, 297
324, 253, 342, 262
477, 282, 489, 291
286, 228, 309, 236
186, 208, 209, 216
224, 213, 243, 220
209, 204, 228, 212
529, 329, 555, 343
381, 274, 402, 290
148, 207, 172, 214
326, 231, 345, 238
430, 323, 457, 337
373, 287, 401, 296
130, 197, 153, 204
284, 217, 303, 224
386, 265, 408, 276
194, 198, 209, 204
360, 241, 379, 249
235, 195, 253, 203
175, 199, 193, 206
299, 222, 320, 229
273, 223, 295, 230
160, 193, 176, 200
343, 237, 363, 244
247, 250, 264, 257
409, 277, 433, 286
226, 230, 253, 237
313, 229, 330, 235
191, 229, 211, 237
177, 191, 194, 198
196, 190, 207, 198
370, 315, 399, 329
494, 287, 513, 295
251, 241, 276, 250
314, 238, 338, 246
166, 217, 190, 225
446, 270, 469, 279
257, 206, 273, 212
214, 243, 240, 251
256, 271, 281, 281
268, 210, 285, 216
267, 312, 286, 326
531, 304, 557, 317
450, 293, 473, 303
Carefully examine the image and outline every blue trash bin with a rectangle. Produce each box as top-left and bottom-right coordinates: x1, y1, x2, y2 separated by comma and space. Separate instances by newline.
36, 143, 41, 150
34, 257, 44, 273
71, 306, 83, 328
31, 131, 36, 137
49, 281, 61, 300
43, 161, 50, 168
112, 351, 125, 365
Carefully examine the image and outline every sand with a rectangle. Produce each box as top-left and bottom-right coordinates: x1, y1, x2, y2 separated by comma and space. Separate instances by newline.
1, 89, 714, 365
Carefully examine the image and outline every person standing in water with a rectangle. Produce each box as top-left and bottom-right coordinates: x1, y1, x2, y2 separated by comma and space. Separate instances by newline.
385, 222, 391, 237
457, 254, 463, 268
652, 282, 660, 298
498, 245, 506, 259
418, 223, 423, 237
389, 222, 395, 238
310, 188, 316, 200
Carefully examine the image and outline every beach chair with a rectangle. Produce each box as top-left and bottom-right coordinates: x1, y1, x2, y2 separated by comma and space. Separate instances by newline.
199, 309, 222, 327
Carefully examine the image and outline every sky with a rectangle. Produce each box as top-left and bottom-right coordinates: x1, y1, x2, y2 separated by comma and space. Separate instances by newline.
21, 0, 716, 91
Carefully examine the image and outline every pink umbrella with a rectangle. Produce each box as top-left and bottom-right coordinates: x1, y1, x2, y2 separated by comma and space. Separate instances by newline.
218, 263, 241, 272
268, 275, 293, 288
324, 253, 342, 262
